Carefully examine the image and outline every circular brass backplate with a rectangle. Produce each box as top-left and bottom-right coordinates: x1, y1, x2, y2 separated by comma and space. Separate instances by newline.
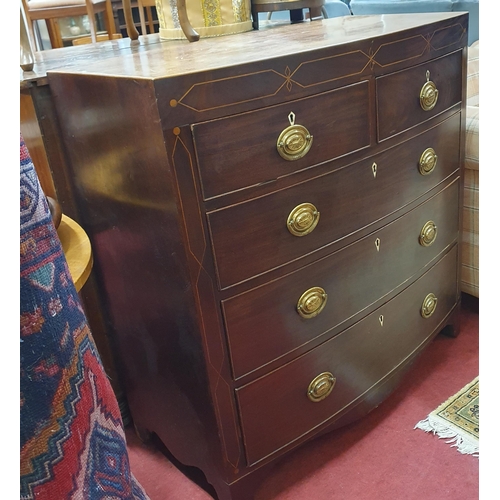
297, 286, 327, 319
420, 80, 439, 111
287, 203, 320, 237
308, 372, 336, 402
421, 293, 438, 318
277, 124, 313, 161
419, 148, 438, 175
419, 221, 438, 247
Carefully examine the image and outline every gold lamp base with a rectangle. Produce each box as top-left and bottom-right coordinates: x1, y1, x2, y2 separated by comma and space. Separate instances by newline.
156, 0, 253, 40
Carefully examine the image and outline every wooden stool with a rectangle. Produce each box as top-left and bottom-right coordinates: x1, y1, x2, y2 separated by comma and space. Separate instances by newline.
251, 0, 325, 29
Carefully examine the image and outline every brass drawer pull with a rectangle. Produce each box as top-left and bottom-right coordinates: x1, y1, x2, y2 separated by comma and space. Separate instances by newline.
419, 220, 438, 247
308, 372, 336, 402
419, 147, 438, 175
277, 112, 313, 161
421, 293, 438, 318
297, 286, 327, 319
420, 70, 439, 111
287, 203, 320, 237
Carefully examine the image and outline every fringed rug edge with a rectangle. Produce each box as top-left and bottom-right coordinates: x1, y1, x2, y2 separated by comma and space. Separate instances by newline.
414, 377, 479, 457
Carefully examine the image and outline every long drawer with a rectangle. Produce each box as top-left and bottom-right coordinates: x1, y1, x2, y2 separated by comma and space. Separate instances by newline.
208, 112, 461, 289
236, 244, 458, 465
376, 50, 462, 141
192, 82, 370, 199
223, 179, 459, 379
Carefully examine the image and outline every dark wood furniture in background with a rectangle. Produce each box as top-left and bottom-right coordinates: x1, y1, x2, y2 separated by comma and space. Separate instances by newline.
22, 12, 468, 499
251, 0, 325, 29
137, 0, 158, 35
22, 0, 117, 49
111, 0, 159, 37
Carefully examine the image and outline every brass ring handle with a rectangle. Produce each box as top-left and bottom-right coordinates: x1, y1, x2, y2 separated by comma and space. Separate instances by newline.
420, 71, 439, 111
419, 148, 438, 175
297, 287, 327, 319
277, 112, 313, 161
419, 221, 438, 247
287, 203, 320, 237
308, 372, 336, 402
421, 293, 438, 318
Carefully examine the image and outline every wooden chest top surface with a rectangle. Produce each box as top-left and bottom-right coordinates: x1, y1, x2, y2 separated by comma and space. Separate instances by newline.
21, 12, 466, 85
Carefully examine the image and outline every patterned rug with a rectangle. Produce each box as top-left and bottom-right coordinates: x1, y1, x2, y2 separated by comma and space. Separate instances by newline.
20, 135, 150, 499
415, 377, 479, 457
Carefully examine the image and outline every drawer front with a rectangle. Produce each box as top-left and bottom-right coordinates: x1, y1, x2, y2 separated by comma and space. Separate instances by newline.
236, 245, 458, 465
193, 82, 370, 200
223, 179, 459, 379
209, 112, 460, 289
376, 50, 462, 141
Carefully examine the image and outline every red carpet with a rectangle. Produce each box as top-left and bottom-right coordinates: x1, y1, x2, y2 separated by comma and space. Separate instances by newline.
125, 293, 479, 500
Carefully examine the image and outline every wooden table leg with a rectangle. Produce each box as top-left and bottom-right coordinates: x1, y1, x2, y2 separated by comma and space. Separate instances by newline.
252, 7, 259, 29
289, 9, 304, 23
309, 6, 323, 19
47, 18, 64, 48
20, 8, 34, 71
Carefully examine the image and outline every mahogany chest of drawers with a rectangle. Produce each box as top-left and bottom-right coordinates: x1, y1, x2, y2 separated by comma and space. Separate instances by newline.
48, 11, 468, 499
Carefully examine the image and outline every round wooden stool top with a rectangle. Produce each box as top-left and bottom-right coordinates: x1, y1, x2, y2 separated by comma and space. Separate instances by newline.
57, 214, 93, 292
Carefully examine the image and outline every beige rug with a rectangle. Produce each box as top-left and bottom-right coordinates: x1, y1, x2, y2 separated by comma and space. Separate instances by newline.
415, 377, 479, 456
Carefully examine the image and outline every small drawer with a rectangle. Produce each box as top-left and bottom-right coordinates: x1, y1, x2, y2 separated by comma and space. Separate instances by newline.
235, 245, 458, 465
192, 82, 370, 200
208, 112, 460, 289
376, 50, 462, 141
223, 179, 459, 379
